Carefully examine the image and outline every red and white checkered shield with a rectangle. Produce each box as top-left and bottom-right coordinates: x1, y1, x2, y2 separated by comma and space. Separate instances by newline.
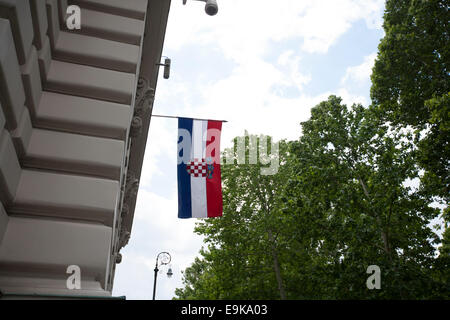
186, 158, 208, 177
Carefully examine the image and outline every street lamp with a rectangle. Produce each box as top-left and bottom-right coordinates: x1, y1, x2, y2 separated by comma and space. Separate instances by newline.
152, 252, 172, 300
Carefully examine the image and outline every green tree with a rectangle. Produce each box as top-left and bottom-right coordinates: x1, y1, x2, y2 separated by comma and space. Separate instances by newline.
174, 253, 222, 300
286, 96, 443, 299
415, 93, 449, 200
433, 206, 450, 298
175, 97, 447, 299
175, 135, 293, 299
371, 0, 449, 127
370, 2, 449, 295
370, 0, 449, 199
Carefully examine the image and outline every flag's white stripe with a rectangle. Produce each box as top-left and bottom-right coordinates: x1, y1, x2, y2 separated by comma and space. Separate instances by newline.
190, 120, 207, 218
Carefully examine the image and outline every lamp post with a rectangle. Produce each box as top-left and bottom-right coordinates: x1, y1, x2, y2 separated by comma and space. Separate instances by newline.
152, 252, 172, 300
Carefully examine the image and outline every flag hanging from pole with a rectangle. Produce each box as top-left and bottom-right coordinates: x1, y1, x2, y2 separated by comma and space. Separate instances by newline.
177, 118, 223, 219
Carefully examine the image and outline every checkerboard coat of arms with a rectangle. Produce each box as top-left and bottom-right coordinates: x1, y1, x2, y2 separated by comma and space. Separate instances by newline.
186, 157, 214, 179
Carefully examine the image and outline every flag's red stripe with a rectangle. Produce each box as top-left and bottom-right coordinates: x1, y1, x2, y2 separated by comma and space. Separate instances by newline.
206, 120, 223, 218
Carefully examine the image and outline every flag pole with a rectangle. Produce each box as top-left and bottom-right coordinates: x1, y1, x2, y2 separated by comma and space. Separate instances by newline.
151, 114, 228, 123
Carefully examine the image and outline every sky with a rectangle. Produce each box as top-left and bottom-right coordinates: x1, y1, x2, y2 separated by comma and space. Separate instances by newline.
112, 0, 386, 300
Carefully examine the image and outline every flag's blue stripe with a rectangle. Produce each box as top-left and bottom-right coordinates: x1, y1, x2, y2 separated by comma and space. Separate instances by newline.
178, 118, 193, 218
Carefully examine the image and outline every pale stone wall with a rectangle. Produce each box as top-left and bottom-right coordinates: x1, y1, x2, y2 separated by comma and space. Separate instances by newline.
0, 0, 153, 298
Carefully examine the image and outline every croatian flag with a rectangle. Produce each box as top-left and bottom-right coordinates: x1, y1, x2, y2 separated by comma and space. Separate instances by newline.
177, 118, 223, 219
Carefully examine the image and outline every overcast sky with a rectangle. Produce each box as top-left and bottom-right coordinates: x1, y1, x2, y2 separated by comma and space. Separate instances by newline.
112, 0, 386, 300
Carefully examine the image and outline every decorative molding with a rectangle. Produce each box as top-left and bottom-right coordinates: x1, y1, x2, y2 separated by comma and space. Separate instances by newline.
119, 230, 131, 249
121, 203, 129, 219
129, 116, 143, 137
134, 76, 154, 118
124, 170, 139, 203
128, 77, 153, 139
116, 78, 151, 250
117, 171, 139, 251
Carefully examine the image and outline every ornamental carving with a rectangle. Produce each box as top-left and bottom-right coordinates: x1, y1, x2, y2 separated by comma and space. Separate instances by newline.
134, 76, 155, 118
129, 116, 143, 138
119, 230, 131, 249
121, 203, 129, 219
124, 170, 139, 203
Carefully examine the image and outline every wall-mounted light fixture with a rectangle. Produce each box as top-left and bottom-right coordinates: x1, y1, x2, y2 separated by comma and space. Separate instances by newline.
183, 0, 218, 16
156, 57, 171, 79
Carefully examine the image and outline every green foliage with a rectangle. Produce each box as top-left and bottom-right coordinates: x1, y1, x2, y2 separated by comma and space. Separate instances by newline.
287, 96, 443, 299
433, 207, 450, 297
371, 0, 449, 127
416, 93, 450, 200
371, 0, 449, 200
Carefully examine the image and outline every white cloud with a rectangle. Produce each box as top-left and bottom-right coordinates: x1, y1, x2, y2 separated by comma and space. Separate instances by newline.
175, 56, 321, 143
159, 0, 384, 143
336, 88, 368, 106
341, 52, 377, 86
166, 0, 385, 58
277, 50, 312, 91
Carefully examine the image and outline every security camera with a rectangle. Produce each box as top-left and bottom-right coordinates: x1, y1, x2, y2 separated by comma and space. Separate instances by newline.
205, 0, 218, 16
183, 0, 218, 16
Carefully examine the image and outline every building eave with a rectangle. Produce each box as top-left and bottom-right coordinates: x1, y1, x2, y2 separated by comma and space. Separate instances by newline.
120, 0, 172, 247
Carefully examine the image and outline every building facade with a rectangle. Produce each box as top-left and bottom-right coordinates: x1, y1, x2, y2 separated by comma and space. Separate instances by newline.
0, 0, 171, 298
